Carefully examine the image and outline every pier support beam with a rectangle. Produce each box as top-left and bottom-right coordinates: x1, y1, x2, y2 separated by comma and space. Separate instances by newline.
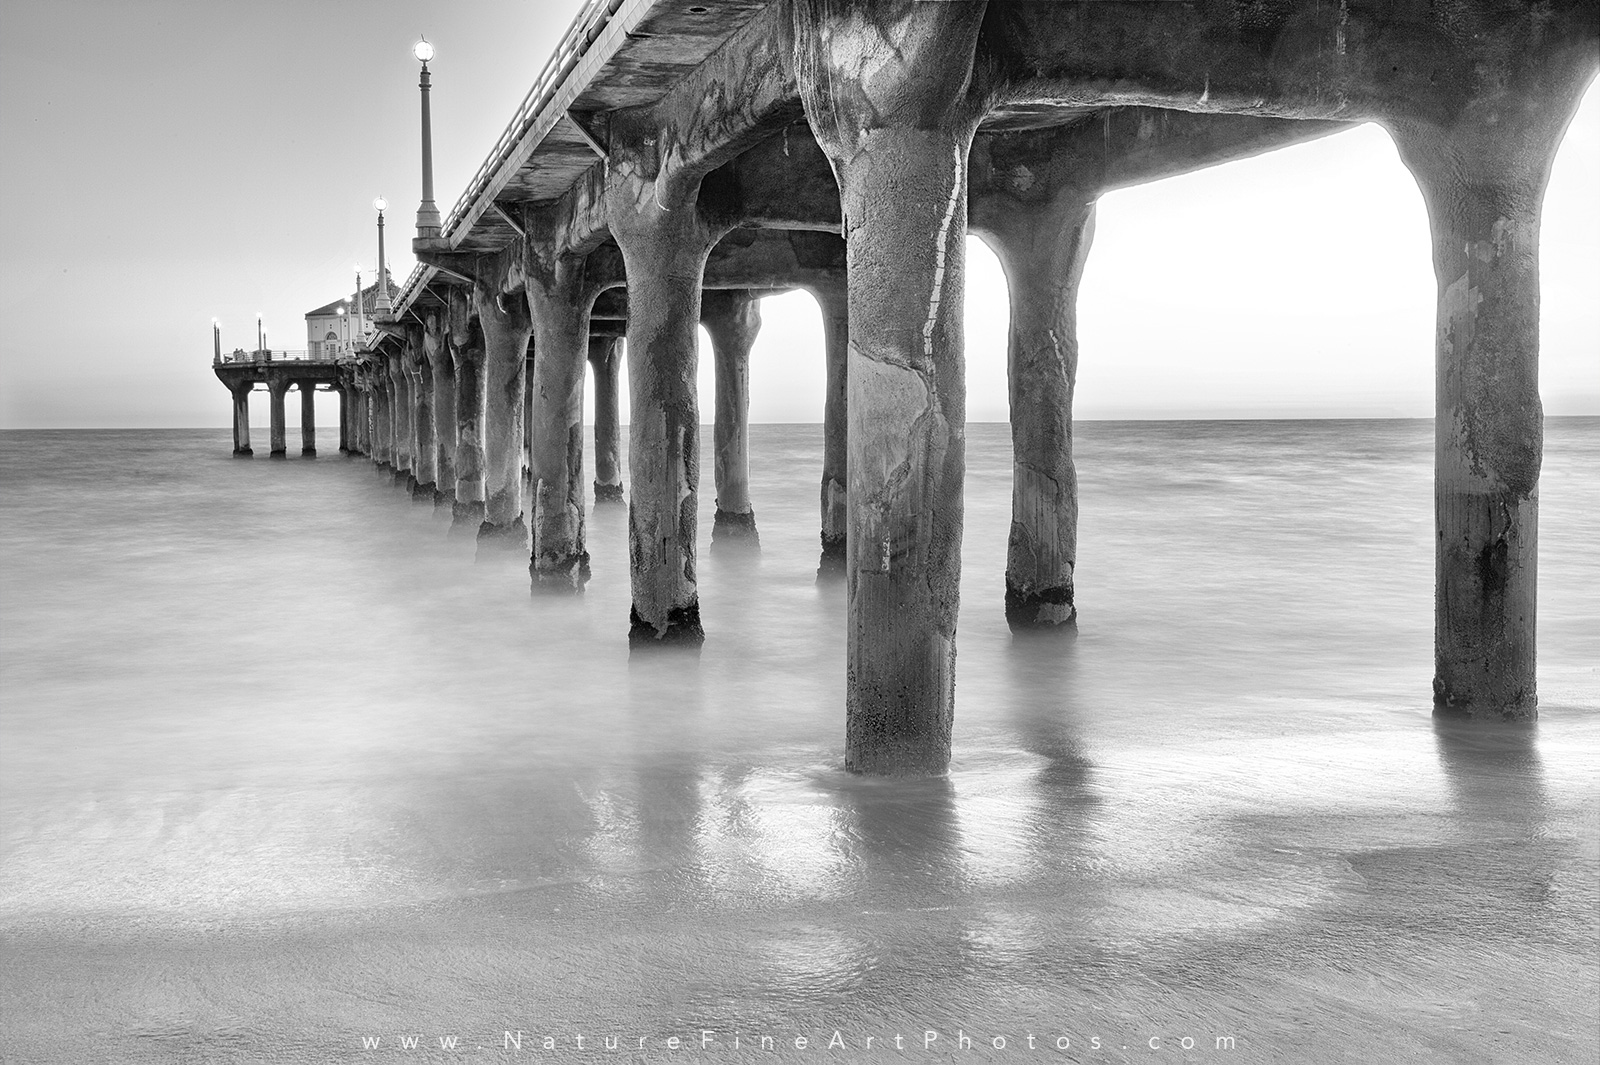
299, 383, 316, 456
1389, 60, 1595, 720
589, 336, 624, 504
268, 378, 289, 457
976, 199, 1095, 633
813, 279, 848, 578
475, 281, 533, 547
525, 251, 597, 593
407, 330, 438, 502
702, 289, 762, 553
337, 385, 350, 454
229, 383, 253, 456
387, 353, 414, 487
607, 171, 728, 646
795, 0, 988, 773
449, 290, 488, 532
425, 312, 457, 508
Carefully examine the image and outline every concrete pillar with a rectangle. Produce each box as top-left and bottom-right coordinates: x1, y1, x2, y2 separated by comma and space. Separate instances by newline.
337, 385, 350, 453
408, 336, 438, 502
524, 355, 536, 487
1389, 62, 1593, 720
230, 384, 253, 456
812, 280, 848, 578
474, 282, 533, 546
978, 199, 1096, 633
449, 291, 488, 533
606, 176, 726, 646
268, 378, 289, 457
526, 258, 595, 592
701, 289, 762, 553
795, 0, 987, 773
425, 312, 457, 507
387, 353, 413, 487
588, 336, 624, 504
373, 375, 392, 469
299, 383, 316, 455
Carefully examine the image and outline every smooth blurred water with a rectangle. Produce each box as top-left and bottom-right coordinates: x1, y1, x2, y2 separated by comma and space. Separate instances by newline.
2, 421, 1596, 1064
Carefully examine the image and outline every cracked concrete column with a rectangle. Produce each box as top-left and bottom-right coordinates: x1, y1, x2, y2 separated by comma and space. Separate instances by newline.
299, 383, 316, 455
425, 312, 456, 508
812, 279, 848, 577
268, 378, 289, 457
387, 353, 414, 487
606, 170, 728, 646
1389, 59, 1594, 720
702, 289, 762, 553
229, 383, 253, 456
449, 291, 489, 532
588, 335, 624, 504
526, 253, 597, 592
475, 281, 533, 546
795, 0, 989, 773
406, 332, 438, 502
976, 198, 1095, 633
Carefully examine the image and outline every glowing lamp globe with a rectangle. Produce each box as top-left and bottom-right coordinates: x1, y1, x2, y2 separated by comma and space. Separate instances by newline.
413, 39, 434, 63
373, 196, 388, 213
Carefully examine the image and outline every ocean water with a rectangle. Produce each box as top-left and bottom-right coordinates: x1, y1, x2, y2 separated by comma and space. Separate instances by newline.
1, 420, 1596, 1064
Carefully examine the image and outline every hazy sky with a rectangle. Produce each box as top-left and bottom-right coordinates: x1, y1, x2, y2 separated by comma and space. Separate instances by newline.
1, 0, 1595, 430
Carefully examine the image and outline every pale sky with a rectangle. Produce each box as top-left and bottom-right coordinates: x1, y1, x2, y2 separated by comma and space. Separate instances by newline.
1, 1, 1595, 430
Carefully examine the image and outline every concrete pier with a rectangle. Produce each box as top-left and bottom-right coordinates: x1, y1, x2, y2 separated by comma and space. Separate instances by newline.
474, 279, 532, 547
228, 383, 252, 456
795, 0, 987, 773
813, 280, 847, 579
701, 290, 761, 554
406, 329, 438, 502
268, 379, 289, 458
425, 312, 457, 508
299, 383, 316, 456
336, 385, 349, 454
588, 336, 624, 505
207, 0, 1597, 775
1389, 58, 1596, 720
607, 163, 732, 647
525, 247, 596, 592
449, 290, 489, 533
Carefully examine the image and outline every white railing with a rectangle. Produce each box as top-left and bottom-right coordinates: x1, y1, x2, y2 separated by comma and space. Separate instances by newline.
214, 349, 334, 366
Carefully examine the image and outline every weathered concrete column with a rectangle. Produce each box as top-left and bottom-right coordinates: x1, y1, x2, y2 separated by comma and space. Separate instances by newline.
975, 199, 1096, 633
588, 335, 624, 504
373, 373, 393, 469
387, 353, 414, 486
812, 279, 848, 577
406, 331, 438, 502
606, 170, 729, 645
299, 383, 316, 455
795, 0, 989, 773
474, 281, 533, 546
1389, 60, 1594, 720
701, 289, 762, 553
337, 385, 350, 454
268, 378, 289, 458
449, 290, 488, 533
425, 311, 457, 507
525, 250, 598, 592
524, 355, 536, 487
229, 383, 253, 456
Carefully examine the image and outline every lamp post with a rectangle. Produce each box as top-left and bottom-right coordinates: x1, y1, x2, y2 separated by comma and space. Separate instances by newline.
353, 266, 366, 343
256, 312, 264, 354
374, 197, 393, 316
413, 39, 441, 239
213, 318, 221, 362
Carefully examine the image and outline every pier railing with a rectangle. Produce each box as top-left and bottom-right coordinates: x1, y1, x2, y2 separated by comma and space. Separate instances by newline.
214, 349, 330, 366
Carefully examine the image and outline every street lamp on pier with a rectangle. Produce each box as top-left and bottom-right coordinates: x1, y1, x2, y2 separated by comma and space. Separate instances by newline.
414, 38, 441, 239
374, 196, 393, 317
256, 312, 264, 354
